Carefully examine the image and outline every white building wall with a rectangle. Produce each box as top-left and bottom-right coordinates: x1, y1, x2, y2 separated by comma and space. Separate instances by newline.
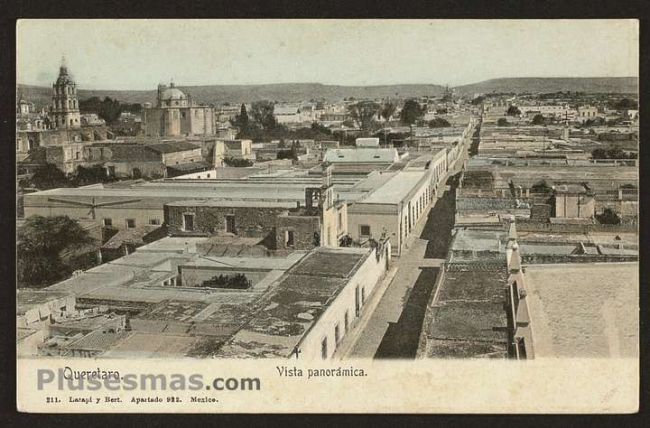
296, 244, 391, 360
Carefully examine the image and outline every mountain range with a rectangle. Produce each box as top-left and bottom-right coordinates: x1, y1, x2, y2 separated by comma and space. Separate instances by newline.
455, 77, 638, 95
17, 77, 637, 108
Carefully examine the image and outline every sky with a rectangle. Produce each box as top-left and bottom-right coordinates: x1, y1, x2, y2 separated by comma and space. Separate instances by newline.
17, 19, 639, 90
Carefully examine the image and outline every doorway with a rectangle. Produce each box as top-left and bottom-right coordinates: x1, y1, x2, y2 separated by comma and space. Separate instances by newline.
225, 215, 236, 234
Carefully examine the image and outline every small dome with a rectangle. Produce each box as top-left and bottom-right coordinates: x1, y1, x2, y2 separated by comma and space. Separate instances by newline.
161, 87, 186, 100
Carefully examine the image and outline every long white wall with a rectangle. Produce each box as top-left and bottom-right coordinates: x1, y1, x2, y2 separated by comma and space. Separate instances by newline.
296, 243, 391, 360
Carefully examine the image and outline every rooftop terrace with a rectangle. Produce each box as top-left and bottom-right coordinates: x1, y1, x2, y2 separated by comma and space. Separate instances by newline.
423, 262, 509, 358
362, 170, 428, 205
218, 247, 370, 358
524, 262, 638, 358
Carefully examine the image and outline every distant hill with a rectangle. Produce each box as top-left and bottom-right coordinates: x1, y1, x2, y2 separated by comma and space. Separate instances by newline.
18, 78, 638, 109
17, 83, 446, 108
18, 84, 155, 109
455, 77, 638, 95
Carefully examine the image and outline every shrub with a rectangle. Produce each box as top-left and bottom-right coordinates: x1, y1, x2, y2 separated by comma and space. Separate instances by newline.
200, 273, 251, 289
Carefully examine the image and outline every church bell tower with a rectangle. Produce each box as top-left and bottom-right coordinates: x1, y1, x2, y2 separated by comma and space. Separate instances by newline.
52, 56, 81, 129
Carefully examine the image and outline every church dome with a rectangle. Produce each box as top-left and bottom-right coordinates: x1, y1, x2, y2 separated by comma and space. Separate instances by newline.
161, 87, 186, 101
55, 65, 75, 86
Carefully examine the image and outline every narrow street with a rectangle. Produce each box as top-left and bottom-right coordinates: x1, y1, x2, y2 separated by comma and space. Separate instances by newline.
345, 161, 465, 359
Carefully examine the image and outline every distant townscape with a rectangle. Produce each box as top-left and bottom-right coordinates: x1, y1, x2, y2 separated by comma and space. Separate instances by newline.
16, 60, 638, 360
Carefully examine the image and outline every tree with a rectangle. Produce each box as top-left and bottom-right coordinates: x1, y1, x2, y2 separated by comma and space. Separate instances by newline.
470, 95, 485, 105
348, 101, 380, 130
231, 103, 250, 131
428, 117, 451, 128
223, 157, 253, 167
27, 163, 68, 190
531, 180, 552, 193
582, 117, 605, 127
612, 98, 638, 110
592, 147, 627, 160
591, 148, 607, 159
310, 122, 332, 136
507, 105, 521, 116
596, 208, 621, 225
79, 96, 123, 124
399, 99, 424, 126
531, 114, 546, 125
497, 118, 509, 127
606, 147, 626, 159
200, 273, 251, 289
17, 216, 95, 288
277, 149, 298, 161
379, 100, 397, 124
72, 165, 113, 186
251, 100, 277, 130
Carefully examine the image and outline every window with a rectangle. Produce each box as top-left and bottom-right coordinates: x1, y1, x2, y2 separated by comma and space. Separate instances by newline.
225, 215, 236, 234
344, 311, 349, 332
103, 218, 112, 227
183, 214, 194, 231
321, 337, 328, 360
334, 324, 341, 346
360, 225, 371, 237
286, 230, 295, 247
338, 212, 343, 231
149, 219, 161, 226
126, 219, 136, 229
75, 151, 80, 160
361, 287, 366, 306
355, 285, 361, 316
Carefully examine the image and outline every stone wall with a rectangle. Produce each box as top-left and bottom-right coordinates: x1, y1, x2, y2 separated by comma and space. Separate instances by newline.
165, 204, 288, 243
516, 220, 638, 234
522, 254, 638, 264
275, 214, 321, 250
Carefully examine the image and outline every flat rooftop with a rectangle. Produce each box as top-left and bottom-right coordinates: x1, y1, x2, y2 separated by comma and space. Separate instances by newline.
64, 330, 130, 352
17, 290, 73, 315
450, 228, 508, 254
423, 261, 509, 359
524, 262, 638, 358
54, 314, 122, 331
102, 332, 205, 358
323, 148, 398, 163
26, 180, 314, 201
217, 247, 370, 358
361, 169, 427, 205
46, 237, 309, 306
165, 199, 297, 209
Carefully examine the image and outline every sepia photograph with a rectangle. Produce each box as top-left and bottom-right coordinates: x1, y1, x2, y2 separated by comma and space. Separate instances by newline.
13, 18, 640, 413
